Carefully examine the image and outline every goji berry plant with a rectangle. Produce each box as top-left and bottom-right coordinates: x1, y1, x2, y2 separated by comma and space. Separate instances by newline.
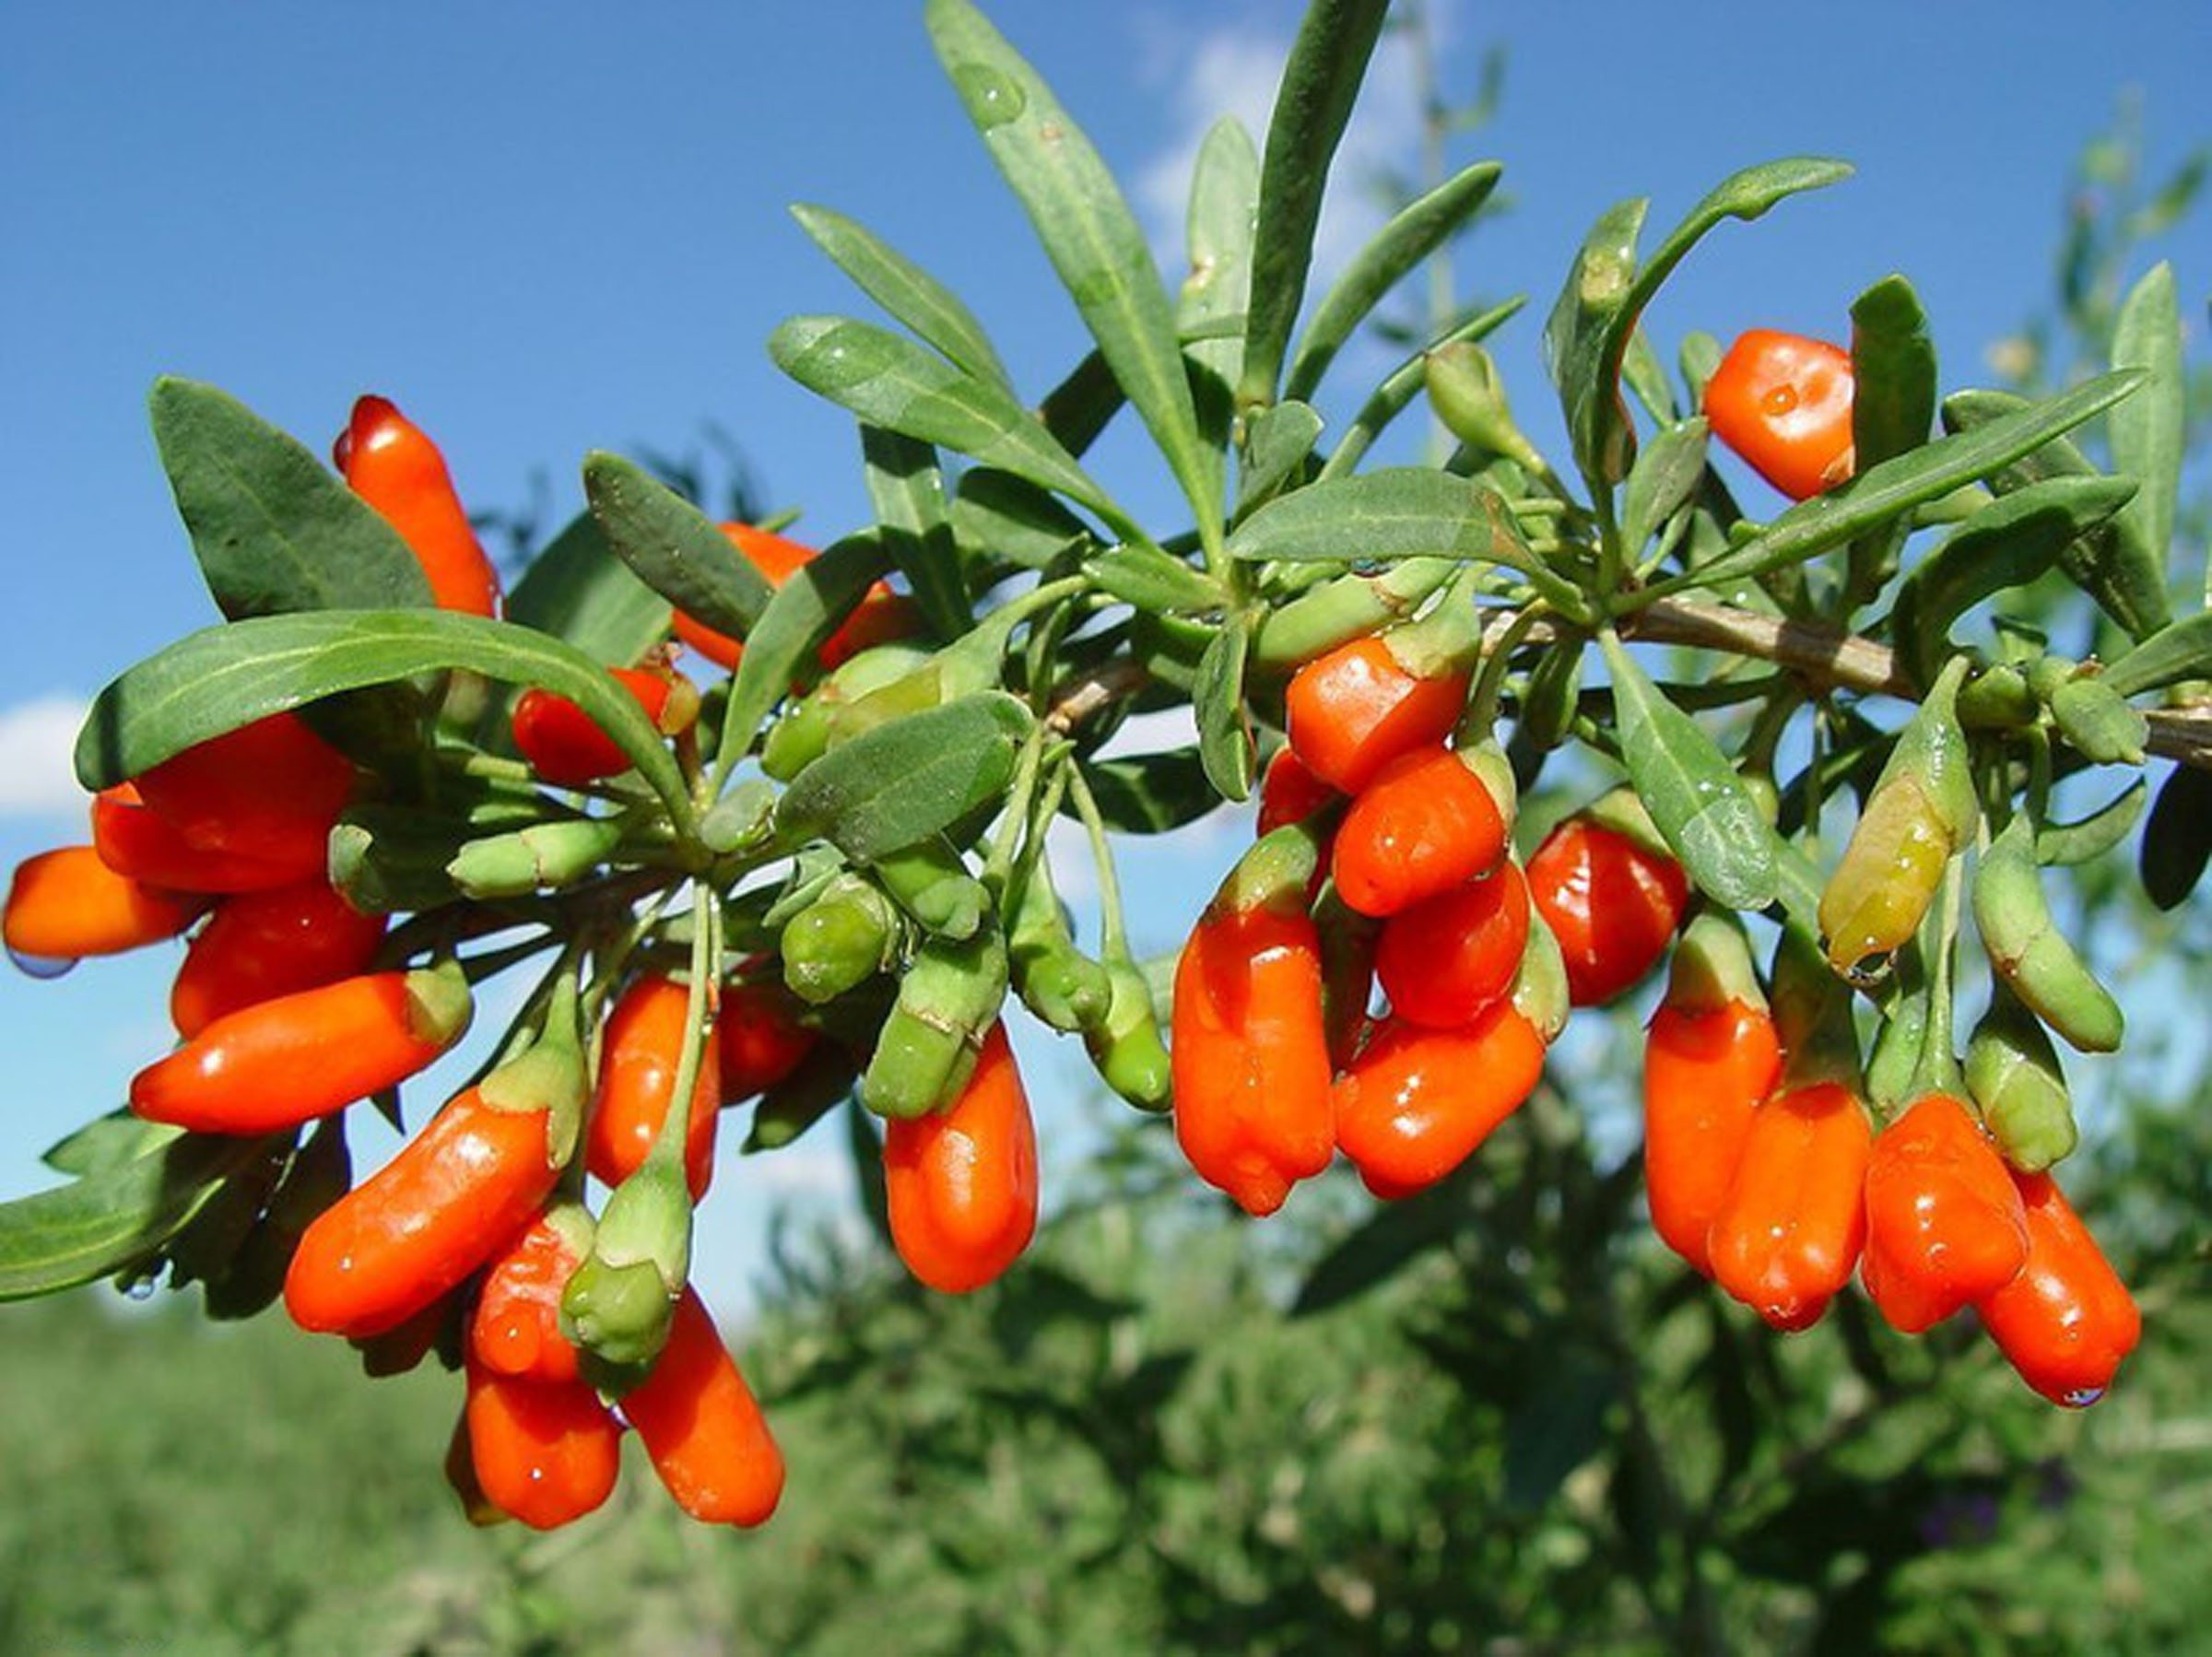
2, 0, 2206, 1538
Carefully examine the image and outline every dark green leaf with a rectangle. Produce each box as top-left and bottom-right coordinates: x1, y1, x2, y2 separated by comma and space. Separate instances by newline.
1542, 195, 1646, 488
790, 201, 1014, 392
148, 377, 433, 620
951, 468, 1093, 571
1228, 467, 1537, 575
1236, 401, 1324, 516
2141, 763, 2212, 911
41, 1111, 182, 1179
1618, 417, 1708, 558
2105, 610, 2212, 697
76, 609, 692, 828
2109, 262, 2183, 615
500, 509, 672, 664
718, 535, 898, 770
1194, 615, 1255, 803
0, 1129, 281, 1300
1846, 276, 1936, 602
775, 692, 1034, 862
1283, 159, 1503, 402
861, 426, 969, 640
1890, 476, 2136, 687
2037, 777, 2146, 866
1179, 116, 1259, 453
771, 315, 1112, 518
1239, 0, 1393, 409
1035, 347, 1122, 458
843, 1099, 893, 1253
1600, 631, 1780, 911
1084, 546, 1223, 616
1654, 370, 2147, 602
1070, 747, 1218, 835
582, 451, 772, 643
1942, 387, 2171, 640
926, 0, 1221, 556
1502, 1347, 1616, 1514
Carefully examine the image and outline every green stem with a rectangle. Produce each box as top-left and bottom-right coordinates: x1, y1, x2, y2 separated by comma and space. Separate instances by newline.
645, 882, 721, 1173
1065, 764, 1133, 962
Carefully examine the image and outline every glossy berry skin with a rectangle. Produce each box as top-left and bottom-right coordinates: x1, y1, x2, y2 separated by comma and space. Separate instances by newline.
132, 968, 468, 1134
620, 1287, 785, 1527
1171, 903, 1335, 1217
1702, 330, 1855, 501
1333, 746, 1508, 918
512, 667, 676, 788
1284, 636, 1468, 794
675, 523, 915, 673
171, 879, 388, 1038
715, 980, 817, 1105
1642, 1000, 1780, 1275
465, 1360, 623, 1531
1332, 1002, 1546, 1199
285, 1087, 559, 1339
1707, 1081, 1874, 1331
1860, 1093, 2030, 1334
1977, 1170, 2141, 1406
91, 783, 301, 893
1256, 746, 1337, 838
132, 712, 356, 873
586, 975, 720, 1200
1526, 818, 1689, 1006
884, 1022, 1038, 1294
334, 394, 501, 617
470, 1209, 589, 1384
5, 846, 205, 964
1374, 860, 1530, 1028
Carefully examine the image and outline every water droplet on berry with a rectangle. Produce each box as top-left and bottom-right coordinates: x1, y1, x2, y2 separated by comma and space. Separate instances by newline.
1761, 384, 1799, 416
9, 946, 76, 981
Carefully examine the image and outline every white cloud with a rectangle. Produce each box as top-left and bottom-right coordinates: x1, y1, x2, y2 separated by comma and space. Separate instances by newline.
0, 695, 92, 821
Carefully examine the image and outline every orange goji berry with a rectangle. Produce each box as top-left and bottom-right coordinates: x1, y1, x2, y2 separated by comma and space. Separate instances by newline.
465, 1360, 623, 1530
1256, 746, 1337, 838
620, 1287, 785, 1527
1285, 635, 1468, 794
1527, 816, 1688, 1006
1860, 1093, 2030, 1334
131, 964, 472, 1135
1373, 859, 1530, 1028
334, 394, 501, 617
170, 879, 388, 1038
674, 523, 915, 673
1706, 1081, 1873, 1331
1333, 1001, 1546, 1199
1643, 999, 1780, 1276
884, 1022, 1038, 1294
1977, 1169, 2140, 1407
585, 975, 720, 1200
1703, 329, 1855, 501
1332, 746, 1508, 918
5, 845, 205, 968
470, 1205, 593, 1384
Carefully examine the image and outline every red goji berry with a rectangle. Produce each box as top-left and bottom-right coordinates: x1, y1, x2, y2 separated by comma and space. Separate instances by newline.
1706, 1080, 1873, 1331
1285, 635, 1468, 794
1333, 1001, 1546, 1199
884, 1021, 1038, 1294
1332, 745, 1508, 918
170, 879, 388, 1038
5, 845, 205, 968
1977, 1169, 2140, 1407
470, 1205, 593, 1385
585, 975, 720, 1200
716, 978, 817, 1105
1527, 815, 1688, 1006
1703, 329, 1855, 500
1374, 859, 1530, 1028
620, 1286, 785, 1527
512, 666, 687, 788
1643, 999, 1780, 1276
1256, 746, 1336, 838
132, 712, 356, 873
334, 394, 501, 617
465, 1359, 623, 1530
91, 783, 303, 893
1860, 1093, 2030, 1334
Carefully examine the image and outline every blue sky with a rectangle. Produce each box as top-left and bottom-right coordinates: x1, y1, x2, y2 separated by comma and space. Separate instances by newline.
2, 2, 2207, 1311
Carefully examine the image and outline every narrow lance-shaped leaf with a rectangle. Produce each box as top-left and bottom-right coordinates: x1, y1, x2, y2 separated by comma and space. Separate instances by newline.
1845, 275, 1936, 603
790, 201, 1015, 392
861, 425, 971, 640
1194, 614, 1255, 802
1941, 387, 2171, 640
1035, 347, 1123, 459
583, 451, 773, 640
76, 609, 694, 830
1283, 159, 1503, 403
717, 535, 893, 770
1542, 195, 1646, 489
1237, 401, 1324, 516
1180, 116, 1260, 454
1618, 417, 1709, 559
951, 468, 1093, 572
1239, 0, 1393, 410
1599, 631, 1780, 911
500, 509, 672, 665
148, 377, 434, 619
2108, 261, 2183, 627
2104, 608, 2212, 698
775, 692, 1035, 862
1647, 370, 2147, 602
1229, 467, 1541, 578
771, 314, 1116, 523
926, 0, 1222, 558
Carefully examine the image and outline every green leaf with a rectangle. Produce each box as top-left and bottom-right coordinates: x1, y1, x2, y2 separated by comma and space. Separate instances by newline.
1942, 387, 2171, 641
148, 377, 434, 620
76, 609, 693, 829
2104, 609, 2212, 698
1069, 747, 1218, 835
1236, 400, 1324, 516
1890, 476, 2136, 688
951, 468, 1093, 572
1194, 615, 1255, 802
1653, 370, 2147, 603
2110, 262, 2183, 618
1600, 631, 1780, 911
2037, 778, 2147, 867
500, 509, 672, 664
1618, 417, 1708, 558
775, 692, 1034, 862
1283, 159, 1503, 403
790, 201, 1014, 392
718, 535, 894, 768
41, 1110, 183, 1179
1321, 295, 1526, 479
1179, 116, 1260, 453
1084, 546, 1223, 617
771, 314, 1113, 520
860, 426, 970, 640
1228, 467, 1538, 576
582, 451, 772, 644
0, 1128, 280, 1300
1503, 1347, 1616, 1515
1290, 1180, 1462, 1316
1239, 0, 1393, 410
1035, 347, 1123, 458
2141, 763, 2212, 911
844, 1099, 894, 1254
926, 0, 1221, 558
1620, 327, 1678, 426
1846, 276, 1936, 601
